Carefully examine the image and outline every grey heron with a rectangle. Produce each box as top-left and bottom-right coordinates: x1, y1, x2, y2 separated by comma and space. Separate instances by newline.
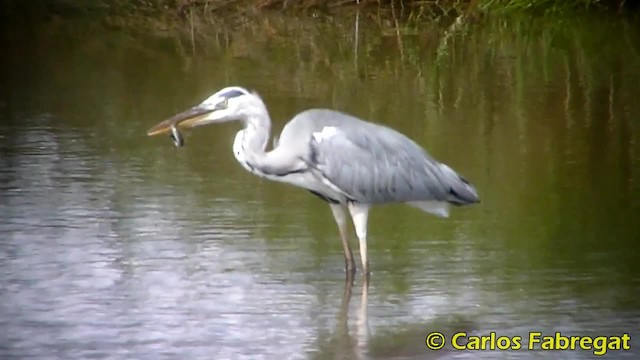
147, 86, 479, 275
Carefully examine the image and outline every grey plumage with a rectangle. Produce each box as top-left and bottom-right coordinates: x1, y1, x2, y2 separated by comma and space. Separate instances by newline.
147, 86, 480, 276
279, 109, 479, 206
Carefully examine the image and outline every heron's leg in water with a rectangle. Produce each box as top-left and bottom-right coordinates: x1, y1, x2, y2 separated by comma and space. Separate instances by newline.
329, 203, 356, 274
348, 202, 370, 274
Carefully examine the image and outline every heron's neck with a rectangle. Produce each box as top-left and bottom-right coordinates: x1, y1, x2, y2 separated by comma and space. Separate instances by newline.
232, 109, 272, 175
242, 115, 270, 153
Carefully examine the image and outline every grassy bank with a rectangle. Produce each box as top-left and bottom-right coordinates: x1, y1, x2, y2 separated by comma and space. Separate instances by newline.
2, 0, 636, 41
1, 0, 636, 19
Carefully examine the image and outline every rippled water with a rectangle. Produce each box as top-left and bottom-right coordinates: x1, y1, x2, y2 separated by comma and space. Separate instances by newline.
1, 10, 639, 360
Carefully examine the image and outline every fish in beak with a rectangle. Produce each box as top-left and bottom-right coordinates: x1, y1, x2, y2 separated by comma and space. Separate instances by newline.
146, 105, 216, 147
169, 125, 184, 147
147, 88, 240, 146
146, 105, 215, 137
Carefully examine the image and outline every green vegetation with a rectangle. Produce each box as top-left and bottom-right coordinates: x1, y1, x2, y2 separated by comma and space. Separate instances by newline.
479, 0, 631, 14
1, 0, 636, 20
2, 0, 635, 44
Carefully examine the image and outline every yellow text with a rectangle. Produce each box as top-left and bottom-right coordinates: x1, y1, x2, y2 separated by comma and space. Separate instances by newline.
528, 332, 630, 356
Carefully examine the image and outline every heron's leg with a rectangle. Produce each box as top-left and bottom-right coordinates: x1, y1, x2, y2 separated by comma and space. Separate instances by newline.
347, 202, 370, 274
329, 203, 356, 274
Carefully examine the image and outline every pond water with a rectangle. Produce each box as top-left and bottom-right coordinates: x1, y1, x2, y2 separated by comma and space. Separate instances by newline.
1, 10, 639, 360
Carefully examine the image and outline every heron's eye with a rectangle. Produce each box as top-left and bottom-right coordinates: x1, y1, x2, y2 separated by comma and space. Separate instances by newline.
218, 98, 229, 109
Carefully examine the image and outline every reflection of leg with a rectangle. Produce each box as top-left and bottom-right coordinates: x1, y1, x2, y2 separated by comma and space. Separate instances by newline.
330, 203, 356, 275
359, 276, 369, 328
340, 273, 354, 319
337, 273, 354, 352
357, 276, 369, 355
347, 202, 370, 274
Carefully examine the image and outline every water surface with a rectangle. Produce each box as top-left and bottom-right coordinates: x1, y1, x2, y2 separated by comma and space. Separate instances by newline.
1, 11, 639, 359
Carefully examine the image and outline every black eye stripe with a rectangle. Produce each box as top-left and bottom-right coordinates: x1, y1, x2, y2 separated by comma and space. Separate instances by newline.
220, 89, 247, 99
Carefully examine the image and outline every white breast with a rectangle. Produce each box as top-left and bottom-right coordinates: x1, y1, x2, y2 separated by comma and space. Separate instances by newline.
233, 130, 255, 173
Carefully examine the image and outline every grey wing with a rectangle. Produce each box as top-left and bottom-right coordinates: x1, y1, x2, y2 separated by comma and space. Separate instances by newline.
305, 124, 479, 205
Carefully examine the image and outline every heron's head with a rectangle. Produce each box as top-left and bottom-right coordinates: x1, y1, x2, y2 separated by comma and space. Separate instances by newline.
147, 86, 261, 136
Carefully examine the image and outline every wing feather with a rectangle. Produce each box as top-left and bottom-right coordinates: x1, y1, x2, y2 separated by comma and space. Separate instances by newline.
302, 113, 478, 205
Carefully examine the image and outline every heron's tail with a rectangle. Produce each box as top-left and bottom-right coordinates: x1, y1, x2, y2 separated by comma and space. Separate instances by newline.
439, 164, 480, 206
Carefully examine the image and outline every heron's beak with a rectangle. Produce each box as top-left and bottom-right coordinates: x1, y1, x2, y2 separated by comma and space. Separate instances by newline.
146, 105, 215, 136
